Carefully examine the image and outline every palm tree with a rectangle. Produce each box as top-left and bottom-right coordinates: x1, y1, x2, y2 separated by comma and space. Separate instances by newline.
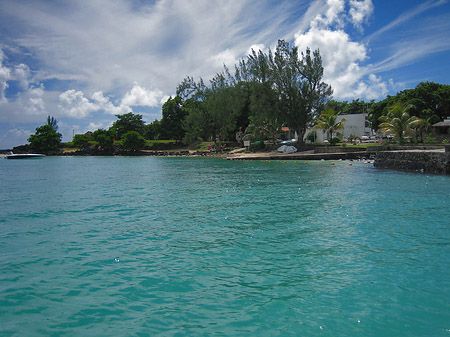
46, 116, 58, 132
313, 107, 346, 145
415, 112, 438, 143
378, 103, 420, 144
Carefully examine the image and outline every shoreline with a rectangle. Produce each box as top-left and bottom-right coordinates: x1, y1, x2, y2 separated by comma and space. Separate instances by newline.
4, 145, 449, 175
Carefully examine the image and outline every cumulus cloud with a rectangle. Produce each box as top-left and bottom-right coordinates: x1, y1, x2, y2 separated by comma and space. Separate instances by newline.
311, 0, 345, 29
59, 83, 165, 119
349, 0, 373, 30
121, 83, 165, 107
13, 63, 31, 89
59, 89, 100, 118
294, 0, 389, 100
209, 49, 239, 68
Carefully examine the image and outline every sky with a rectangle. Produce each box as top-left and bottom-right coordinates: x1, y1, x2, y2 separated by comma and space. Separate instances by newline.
0, 0, 449, 148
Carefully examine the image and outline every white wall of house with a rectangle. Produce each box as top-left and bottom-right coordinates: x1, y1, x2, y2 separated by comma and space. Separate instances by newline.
306, 113, 373, 142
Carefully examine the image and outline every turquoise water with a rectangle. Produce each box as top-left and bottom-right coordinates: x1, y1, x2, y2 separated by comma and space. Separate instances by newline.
1, 156, 449, 336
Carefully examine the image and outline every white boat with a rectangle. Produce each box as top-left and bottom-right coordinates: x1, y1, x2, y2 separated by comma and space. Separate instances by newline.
5, 152, 45, 159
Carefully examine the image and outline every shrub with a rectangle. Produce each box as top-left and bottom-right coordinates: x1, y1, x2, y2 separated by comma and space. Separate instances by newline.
122, 131, 146, 152
424, 136, 437, 144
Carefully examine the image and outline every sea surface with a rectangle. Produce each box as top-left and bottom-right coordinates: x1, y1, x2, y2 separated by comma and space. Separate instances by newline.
1, 156, 449, 336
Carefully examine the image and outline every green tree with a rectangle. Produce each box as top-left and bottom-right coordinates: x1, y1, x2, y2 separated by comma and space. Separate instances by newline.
160, 96, 187, 140
269, 40, 332, 144
243, 49, 281, 143
28, 124, 62, 154
378, 103, 420, 144
204, 73, 241, 150
247, 81, 281, 143
91, 129, 114, 152
121, 130, 146, 152
47, 116, 58, 131
96, 134, 114, 152
110, 112, 145, 140
181, 98, 209, 143
144, 120, 162, 140
72, 134, 92, 150
313, 107, 346, 145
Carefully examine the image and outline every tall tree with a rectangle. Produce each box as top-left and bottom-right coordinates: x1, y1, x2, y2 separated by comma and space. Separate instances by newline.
46, 116, 58, 131
160, 96, 187, 140
242, 49, 281, 143
28, 124, 62, 154
121, 130, 146, 152
269, 40, 332, 144
110, 112, 145, 140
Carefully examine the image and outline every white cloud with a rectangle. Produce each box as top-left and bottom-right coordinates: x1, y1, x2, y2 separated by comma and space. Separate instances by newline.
0, 0, 448, 148
246, 44, 268, 56
296, 28, 366, 77
59, 89, 99, 118
121, 83, 165, 107
351, 74, 388, 100
349, 0, 373, 30
294, 0, 390, 100
59, 83, 165, 119
209, 49, 238, 68
311, 0, 345, 29
13, 63, 31, 89
17, 84, 46, 116
0, 49, 11, 103
0, 128, 32, 149
295, 27, 372, 99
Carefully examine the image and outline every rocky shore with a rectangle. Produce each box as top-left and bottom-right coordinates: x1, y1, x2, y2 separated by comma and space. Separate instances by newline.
374, 146, 450, 174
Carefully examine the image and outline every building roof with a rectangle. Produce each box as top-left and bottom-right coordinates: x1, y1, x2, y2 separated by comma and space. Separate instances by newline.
433, 120, 450, 127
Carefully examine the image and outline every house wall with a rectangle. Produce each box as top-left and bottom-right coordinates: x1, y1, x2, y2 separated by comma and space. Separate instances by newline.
306, 113, 373, 143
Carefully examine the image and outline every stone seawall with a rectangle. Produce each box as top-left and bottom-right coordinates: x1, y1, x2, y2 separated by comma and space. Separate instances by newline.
374, 146, 450, 174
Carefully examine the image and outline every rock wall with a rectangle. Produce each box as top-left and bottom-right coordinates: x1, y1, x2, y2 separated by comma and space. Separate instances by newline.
374, 147, 450, 174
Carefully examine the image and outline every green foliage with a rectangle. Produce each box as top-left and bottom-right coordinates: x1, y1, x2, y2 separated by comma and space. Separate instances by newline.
378, 103, 420, 144
306, 131, 316, 142
176, 39, 330, 146
121, 131, 146, 152
424, 136, 437, 144
110, 112, 145, 139
160, 96, 187, 140
46, 116, 58, 131
144, 120, 162, 140
90, 129, 114, 152
28, 124, 62, 154
269, 40, 332, 143
72, 134, 92, 149
366, 82, 448, 133
313, 107, 346, 146
96, 134, 114, 151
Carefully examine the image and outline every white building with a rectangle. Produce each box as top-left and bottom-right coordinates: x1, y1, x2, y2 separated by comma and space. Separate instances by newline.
307, 113, 373, 143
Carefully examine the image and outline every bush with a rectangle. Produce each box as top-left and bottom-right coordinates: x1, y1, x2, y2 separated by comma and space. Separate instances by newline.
122, 131, 146, 152
306, 131, 316, 143
424, 136, 437, 144
328, 137, 341, 146
249, 141, 265, 152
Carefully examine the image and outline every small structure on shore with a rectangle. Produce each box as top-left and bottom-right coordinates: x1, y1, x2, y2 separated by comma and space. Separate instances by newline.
307, 113, 374, 143
432, 117, 450, 139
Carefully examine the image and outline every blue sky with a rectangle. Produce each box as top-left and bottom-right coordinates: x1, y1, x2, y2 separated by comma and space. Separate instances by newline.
0, 0, 449, 148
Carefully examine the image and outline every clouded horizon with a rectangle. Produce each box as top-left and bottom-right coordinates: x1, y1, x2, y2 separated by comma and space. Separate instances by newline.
1, 0, 449, 148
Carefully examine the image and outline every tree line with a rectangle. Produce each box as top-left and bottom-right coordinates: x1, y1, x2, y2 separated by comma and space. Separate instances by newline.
25, 39, 449, 153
